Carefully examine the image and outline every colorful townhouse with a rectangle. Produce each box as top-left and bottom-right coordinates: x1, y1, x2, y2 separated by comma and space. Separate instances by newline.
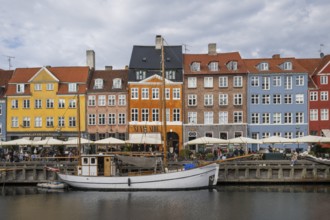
298, 55, 330, 138
0, 69, 13, 141
244, 55, 309, 151
5, 66, 90, 141
183, 44, 249, 152
86, 66, 128, 141
127, 36, 183, 154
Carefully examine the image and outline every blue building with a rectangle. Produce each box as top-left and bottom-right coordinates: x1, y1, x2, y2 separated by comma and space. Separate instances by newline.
0, 69, 13, 141
245, 55, 309, 151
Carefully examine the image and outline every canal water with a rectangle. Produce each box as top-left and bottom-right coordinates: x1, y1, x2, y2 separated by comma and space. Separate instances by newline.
0, 185, 329, 220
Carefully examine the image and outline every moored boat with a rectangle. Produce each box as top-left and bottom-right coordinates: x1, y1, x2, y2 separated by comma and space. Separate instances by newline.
37, 181, 66, 189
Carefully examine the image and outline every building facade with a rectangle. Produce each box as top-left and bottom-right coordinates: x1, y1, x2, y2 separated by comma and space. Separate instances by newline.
0, 69, 13, 141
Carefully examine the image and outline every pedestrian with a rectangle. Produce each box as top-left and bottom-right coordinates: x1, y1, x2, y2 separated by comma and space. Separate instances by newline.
291, 151, 298, 166
217, 148, 222, 160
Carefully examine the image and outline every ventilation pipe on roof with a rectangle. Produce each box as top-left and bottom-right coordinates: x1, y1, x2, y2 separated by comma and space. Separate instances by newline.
86, 50, 95, 70
208, 43, 217, 55
320, 52, 325, 58
155, 35, 163, 50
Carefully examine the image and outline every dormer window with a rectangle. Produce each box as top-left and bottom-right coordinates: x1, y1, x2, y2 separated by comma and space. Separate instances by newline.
282, 61, 292, 70
208, 62, 219, 71
94, 78, 103, 89
227, 61, 238, 70
136, 70, 146, 80
68, 83, 77, 92
191, 62, 200, 71
16, 84, 25, 93
113, 78, 122, 89
165, 70, 176, 80
258, 62, 269, 71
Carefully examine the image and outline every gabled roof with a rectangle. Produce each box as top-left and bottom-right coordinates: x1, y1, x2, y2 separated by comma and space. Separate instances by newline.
296, 58, 321, 76
0, 69, 14, 98
313, 55, 330, 75
131, 74, 178, 85
28, 67, 59, 82
88, 69, 128, 93
183, 52, 248, 74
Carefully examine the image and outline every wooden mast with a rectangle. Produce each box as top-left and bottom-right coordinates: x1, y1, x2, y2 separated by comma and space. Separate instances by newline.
160, 36, 167, 167
77, 94, 82, 164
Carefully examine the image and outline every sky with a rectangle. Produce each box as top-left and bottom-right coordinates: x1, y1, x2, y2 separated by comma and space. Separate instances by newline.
1, 0, 330, 70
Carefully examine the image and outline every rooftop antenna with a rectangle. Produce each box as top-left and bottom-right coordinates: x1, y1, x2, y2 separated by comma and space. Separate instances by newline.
3, 55, 15, 70
182, 44, 190, 53
319, 44, 325, 58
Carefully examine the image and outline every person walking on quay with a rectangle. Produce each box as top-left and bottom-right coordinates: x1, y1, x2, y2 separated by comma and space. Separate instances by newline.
217, 147, 222, 160
291, 151, 298, 166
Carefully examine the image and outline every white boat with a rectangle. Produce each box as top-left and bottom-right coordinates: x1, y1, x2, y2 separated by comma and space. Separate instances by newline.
37, 181, 66, 189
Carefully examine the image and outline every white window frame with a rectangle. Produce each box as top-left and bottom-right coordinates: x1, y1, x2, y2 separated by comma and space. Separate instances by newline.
310, 109, 318, 121
188, 112, 197, 124
219, 111, 228, 124
204, 112, 214, 124
152, 88, 159, 99
204, 77, 213, 88
142, 88, 149, 100
188, 94, 197, 106
233, 76, 243, 87
98, 95, 106, 106
108, 95, 116, 106
219, 76, 228, 88
188, 77, 197, 88
204, 94, 213, 106
88, 95, 96, 106
131, 88, 138, 99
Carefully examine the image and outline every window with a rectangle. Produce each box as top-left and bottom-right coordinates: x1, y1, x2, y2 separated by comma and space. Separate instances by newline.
46, 83, 53, 90
94, 78, 103, 89
58, 117, 65, 127
284, 94, 292, 104
284, 76, 292, 90
233, 76, 243, 87
296, 112, 304, 124
68, 83, 77, 92
258, 62, 269, 71
284, 112, 292, 124
131, 109, 138, 122
16, 84, 25, 93
262, 113, 270, 124
320, 76, 328, 85
46, 117, 54, 127
98, 95, 106, 106
88, 96, 96, 106
251, 94, 259, 104
173, 88, 180, 100
262, 77, 270, 90
204, 112, 213, 124
46, 99, 54, 108
285, 132, 293, 139
166, 108, 170, 121
142, 109, 149, 122
35, 117, 42, 127
191, 62, 200, 71
204, 94, 213, 106
310, 91, 318, 101
274, 132, 281, 137
310, 109, 318, 121
165, 88, 170, 100
113, 78, 122, 89
136, 70, 146, 80
227, 61, 238, 70
57, 99, 65, 108
251, 76, 259, 87
273, 94, 281, 104
11, 117, 18, 127
273, 76, 281, 87
188, 112, 197, 124
152, 88, 159, 99
142, 88, 149, 100
173, 109, 180, 122
11, 100, 18, 109
262, 132, 270, 139
108, 95, 116, 106
188, 94, 197, 106
320, 91, 328, 101
208, 62, 218, 71
88, 114, 96, 125
166, 70, 176, 80
69, 99, 76, 108
35, 84, 42, 91
295, 94, 304, 104
273, 113, 281, 124
118, 113, 126, 124
118, 95, 126, 106
219, 112, 228, 124
98, 114, 106, 125
283, 61, 292, 70
321, 109, 329, 121
69, 117, 76, 127
219, 94, 228, 106
35, 99, 42, 109
234, 94, 243, 105
219, 76, 228, 87
262, 94, 270, 104
108, 113, 116, 125
23, 100, 30, 109
188, 77, 197, 88
296, 76, 304, 86
233, 111, 243, 123
204, 77, 213, 88
152, 109, 159, 122
251, 113, 260, 124
23, 117, 30, 127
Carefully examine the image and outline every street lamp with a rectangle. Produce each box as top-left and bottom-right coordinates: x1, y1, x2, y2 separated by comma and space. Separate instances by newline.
296, 126, 300, 153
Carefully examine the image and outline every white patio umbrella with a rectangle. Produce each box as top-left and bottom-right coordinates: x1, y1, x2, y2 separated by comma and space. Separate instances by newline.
2, 138, 34, 146
126, 136, 162, 145
185, 137, 228, 145
94, 137, 125, 145
292, 135, 324, 143
320, 137, 330, 143
228, 137, 262, 144
32, 137, 65, 146
64, 137, 94, 145
261, 136, 295, 144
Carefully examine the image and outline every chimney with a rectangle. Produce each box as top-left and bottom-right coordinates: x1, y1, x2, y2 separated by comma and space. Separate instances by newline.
155, 35, 163, 50
105, 66, 113, 71
125, 65, 129, 70
208, 43, 217, 55
272, 54, 280, 59
86, 50, 95, 69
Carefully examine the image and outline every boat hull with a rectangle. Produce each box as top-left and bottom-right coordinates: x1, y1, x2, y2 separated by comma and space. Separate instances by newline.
58, 163, 219, 190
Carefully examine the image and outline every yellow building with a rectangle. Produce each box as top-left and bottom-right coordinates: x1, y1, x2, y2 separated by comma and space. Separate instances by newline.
6, 66, 90, 141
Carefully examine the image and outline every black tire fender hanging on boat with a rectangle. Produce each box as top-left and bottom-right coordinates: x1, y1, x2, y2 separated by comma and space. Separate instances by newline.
128, 178, 131, 186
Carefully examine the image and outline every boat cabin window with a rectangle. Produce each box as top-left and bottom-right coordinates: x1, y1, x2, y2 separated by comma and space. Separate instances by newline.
83, 158, 88, 165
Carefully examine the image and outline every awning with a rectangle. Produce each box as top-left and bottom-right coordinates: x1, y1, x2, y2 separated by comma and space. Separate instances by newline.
322, 129, 330, 137
127, 133, 162, 144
